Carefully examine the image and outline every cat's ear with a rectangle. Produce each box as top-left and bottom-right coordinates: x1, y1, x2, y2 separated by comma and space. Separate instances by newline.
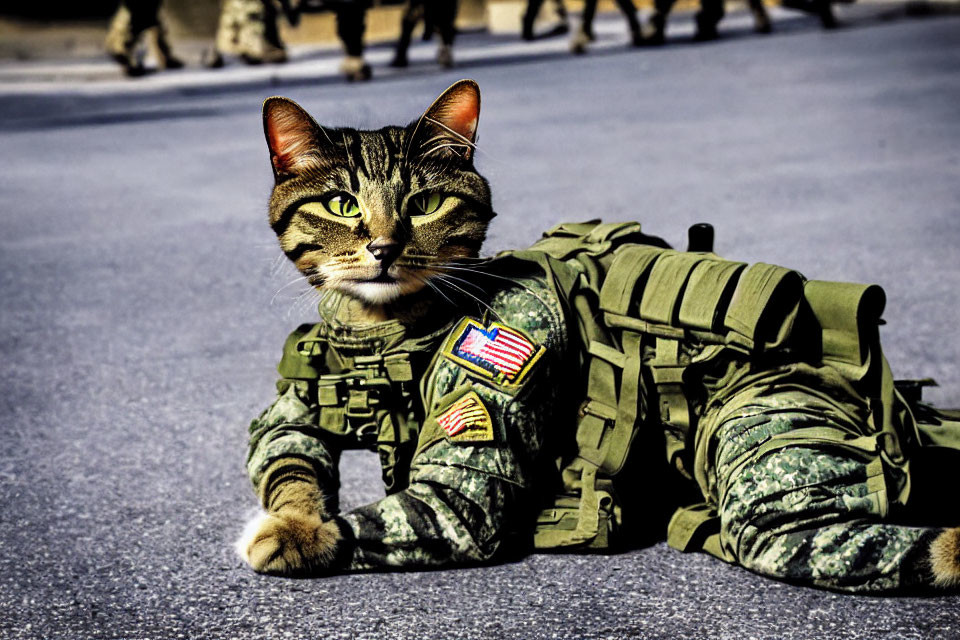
409, 79, 481, 162
262, 97, 324, 179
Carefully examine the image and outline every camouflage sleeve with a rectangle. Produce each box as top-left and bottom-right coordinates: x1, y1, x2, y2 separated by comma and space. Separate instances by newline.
336, 273, 569, 571
247, 324, 343, 515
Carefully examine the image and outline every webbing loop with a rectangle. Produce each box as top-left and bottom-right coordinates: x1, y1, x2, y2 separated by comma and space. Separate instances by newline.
724, 263, 803, 351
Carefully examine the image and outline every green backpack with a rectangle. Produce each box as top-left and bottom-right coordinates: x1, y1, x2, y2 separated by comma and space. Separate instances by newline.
515, 220, 960, 554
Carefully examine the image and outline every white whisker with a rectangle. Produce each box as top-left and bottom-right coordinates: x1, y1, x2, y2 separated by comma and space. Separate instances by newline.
434, 262, 562, 326
270, 273, 314, 306
416, 273, 456, 308
433, 274, 502, 322
423, 116, 477, 149
422, 142, 470, 159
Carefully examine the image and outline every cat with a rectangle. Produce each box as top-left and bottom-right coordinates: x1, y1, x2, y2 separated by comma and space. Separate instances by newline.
238, 80, 500, 574
259, 80, 489, 316
238, 79, 960, 593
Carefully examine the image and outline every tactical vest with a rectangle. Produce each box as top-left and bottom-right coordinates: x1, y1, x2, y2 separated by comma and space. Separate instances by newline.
277, 295, 458, 494
519, 220, 960, 555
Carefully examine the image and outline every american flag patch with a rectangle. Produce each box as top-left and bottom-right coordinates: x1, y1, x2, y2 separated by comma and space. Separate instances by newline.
436, 392, 493, 442
443, 318, 544, 386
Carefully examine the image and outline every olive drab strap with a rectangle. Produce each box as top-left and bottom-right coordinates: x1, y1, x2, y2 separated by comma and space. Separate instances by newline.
277, 321, 423, 494
528, 222, 663, 550
523, 220, 932, 554
723, 264, 804, 352
526, 220, 663, 264
903, 387, 960, 450
803, 280, 886, 385
677, 259, 745, 332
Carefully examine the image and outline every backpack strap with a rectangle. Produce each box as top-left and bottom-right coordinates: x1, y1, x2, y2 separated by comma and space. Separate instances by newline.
678, 259, 746, 332
723, 263, 804, 352
803, 280, 885, 383
638, 252, 707, 324
667, 502, 730, 562
598, 245, 665, 316
529, 224, 669, 551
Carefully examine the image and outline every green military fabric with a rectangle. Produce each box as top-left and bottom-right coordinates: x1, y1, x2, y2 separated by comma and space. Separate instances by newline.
247, 257, 578, 570
517, 222, 672, 550
703, 380, 937, 592
104, 0, 181, 72
513, 221, 960, 592
676, 358, 939, 592
214, 0, 287, 63
246, 219, 960, 591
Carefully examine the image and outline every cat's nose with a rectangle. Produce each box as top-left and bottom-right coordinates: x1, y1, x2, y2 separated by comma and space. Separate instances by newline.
366, 237, 402, 266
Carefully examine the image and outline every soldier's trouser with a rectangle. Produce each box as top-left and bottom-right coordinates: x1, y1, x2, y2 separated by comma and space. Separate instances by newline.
106, 0, 163, 56
581, 0, 639, 32
430, 0, 458, 46
524, 0, 568, 27
215, 0, 284, 60
711, 392, 938, 593
652, 0, 724, 27
335, 4, 368, 57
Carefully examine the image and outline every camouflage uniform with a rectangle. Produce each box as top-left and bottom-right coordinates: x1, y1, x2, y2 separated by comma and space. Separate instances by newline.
248, 255, 575, 569
214, 0, 287, 63
105, 0, 182, 73
689, 362, 939, 592
246, 223, 960, 591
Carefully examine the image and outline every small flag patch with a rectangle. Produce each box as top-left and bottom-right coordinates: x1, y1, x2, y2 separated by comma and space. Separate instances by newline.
443, 318, 544, 387
436, 392, 493, 443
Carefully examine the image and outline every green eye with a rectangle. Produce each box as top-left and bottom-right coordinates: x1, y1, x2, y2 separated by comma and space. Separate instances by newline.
411, 192, 445, 216
324, 193, 361, 218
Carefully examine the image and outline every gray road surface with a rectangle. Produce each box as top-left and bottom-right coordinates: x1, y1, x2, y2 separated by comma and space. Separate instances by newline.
1, 6, 960, 639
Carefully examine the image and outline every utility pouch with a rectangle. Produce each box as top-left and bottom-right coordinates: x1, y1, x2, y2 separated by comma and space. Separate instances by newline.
526, 221, 664, 550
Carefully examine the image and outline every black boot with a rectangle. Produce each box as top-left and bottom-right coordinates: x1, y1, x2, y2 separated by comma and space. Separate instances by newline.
640, 13, 666, 45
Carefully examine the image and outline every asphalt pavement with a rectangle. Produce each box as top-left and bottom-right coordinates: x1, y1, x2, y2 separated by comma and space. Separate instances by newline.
2, 5, 960, 639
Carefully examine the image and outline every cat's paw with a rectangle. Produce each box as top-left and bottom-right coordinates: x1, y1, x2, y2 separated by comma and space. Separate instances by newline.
930, 527, 960, 588
237, 510, 341, 576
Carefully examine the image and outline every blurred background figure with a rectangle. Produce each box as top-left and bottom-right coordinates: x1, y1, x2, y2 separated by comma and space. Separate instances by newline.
570, 0, 640, 53
207, 0, 294, 67
391, 0, 458, 69
780, 0, 848, 29
325, 0, 372, 81
206, 0, 369, 80
642, 0, 840, 44
640, 0, 727, 44
521, 0, 569, 41
105, 0, 183, 76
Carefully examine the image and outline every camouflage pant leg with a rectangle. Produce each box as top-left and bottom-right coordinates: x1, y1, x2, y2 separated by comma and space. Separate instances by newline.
106, 1, 178, 67
335, 4, 367, 58
215, 0, 286, 61
106, 5, 137, 60
713, 400, 938, 593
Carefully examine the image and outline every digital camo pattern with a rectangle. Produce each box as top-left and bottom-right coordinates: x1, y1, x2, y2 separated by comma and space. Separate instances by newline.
710, 390, 936, 592
105, 0, 177, 68
342, 263, 572, 569
246, 256, 575, 571
245, 243, 949, 589
215, 0, 286, 61
247, 379, 342, 511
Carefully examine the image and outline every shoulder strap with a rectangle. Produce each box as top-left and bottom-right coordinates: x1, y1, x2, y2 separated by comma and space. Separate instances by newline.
277, 323, 325, 380
529, 220, 662, 261
723, 263, 804, 352
678, 259, 746, 332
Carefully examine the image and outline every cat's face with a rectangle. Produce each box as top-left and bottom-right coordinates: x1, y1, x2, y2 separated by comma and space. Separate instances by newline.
263, 80, 493, 306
